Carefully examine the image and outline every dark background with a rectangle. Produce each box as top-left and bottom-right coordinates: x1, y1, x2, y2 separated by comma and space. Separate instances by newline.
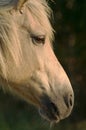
0, 0, 86, 130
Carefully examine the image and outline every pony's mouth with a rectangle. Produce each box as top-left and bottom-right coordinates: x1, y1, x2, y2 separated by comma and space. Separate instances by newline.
39, 102, 60, 123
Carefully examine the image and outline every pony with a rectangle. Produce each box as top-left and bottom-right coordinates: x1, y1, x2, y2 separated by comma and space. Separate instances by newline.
0, 0, 74, 123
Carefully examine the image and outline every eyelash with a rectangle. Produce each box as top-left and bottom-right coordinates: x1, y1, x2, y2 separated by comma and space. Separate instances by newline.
31, 35, 45, 45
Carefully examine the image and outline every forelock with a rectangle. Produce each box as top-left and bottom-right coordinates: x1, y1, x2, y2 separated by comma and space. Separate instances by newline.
26, 0, 54, 41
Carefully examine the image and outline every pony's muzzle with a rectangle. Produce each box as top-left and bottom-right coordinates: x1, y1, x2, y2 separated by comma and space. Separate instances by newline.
39, 92, 74, 122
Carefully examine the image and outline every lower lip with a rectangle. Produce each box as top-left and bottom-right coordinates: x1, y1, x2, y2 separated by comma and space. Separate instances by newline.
39, 108, 60, 123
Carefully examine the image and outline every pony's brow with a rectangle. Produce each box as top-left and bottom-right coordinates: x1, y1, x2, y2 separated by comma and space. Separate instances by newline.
26, 0, 54, 42
21, 24, 46, 38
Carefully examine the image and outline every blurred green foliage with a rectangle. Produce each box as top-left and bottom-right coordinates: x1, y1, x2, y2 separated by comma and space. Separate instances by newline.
0, 0, 86, 130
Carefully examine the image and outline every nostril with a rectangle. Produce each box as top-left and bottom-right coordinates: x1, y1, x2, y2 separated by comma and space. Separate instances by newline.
64, 94, 73, 108
69, 95, 73, 106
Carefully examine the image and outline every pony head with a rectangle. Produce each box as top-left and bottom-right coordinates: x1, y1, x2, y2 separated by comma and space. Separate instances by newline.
0, 0, 74, 123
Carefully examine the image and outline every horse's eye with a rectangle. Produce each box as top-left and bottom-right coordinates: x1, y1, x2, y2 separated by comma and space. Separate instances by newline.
31, 35, 45, 45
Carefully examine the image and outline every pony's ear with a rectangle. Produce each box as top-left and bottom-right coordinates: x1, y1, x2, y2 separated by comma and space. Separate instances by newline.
17, 0, 27, 10
0, 0, 27, 11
